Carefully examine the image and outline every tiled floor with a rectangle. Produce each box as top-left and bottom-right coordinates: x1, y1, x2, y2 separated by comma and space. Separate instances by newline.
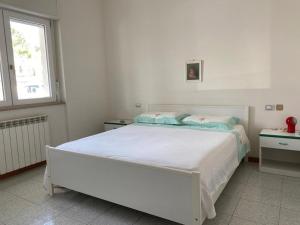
0, 163, 300, 225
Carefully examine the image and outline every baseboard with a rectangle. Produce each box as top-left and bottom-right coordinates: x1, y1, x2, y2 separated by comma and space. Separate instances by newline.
0, 161, 46, 180
248, 157, 259, 163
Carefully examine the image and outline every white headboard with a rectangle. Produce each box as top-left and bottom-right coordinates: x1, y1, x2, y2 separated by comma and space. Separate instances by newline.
148, 104, 250, 134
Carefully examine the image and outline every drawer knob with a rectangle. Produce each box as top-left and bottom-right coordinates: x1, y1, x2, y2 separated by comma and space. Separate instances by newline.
278, 142, 288, 146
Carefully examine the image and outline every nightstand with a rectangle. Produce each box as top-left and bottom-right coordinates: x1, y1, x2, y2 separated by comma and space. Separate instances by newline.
104, 119, 133, 131
260, 129, 300, 177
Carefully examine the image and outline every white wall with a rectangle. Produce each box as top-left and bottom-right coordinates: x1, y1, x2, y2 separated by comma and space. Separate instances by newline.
104, 0, 300, 157
0, 0, 108, 145
0, 0, 68, 147
57, 0, 108, 140
0, 0, 58, 17
1, 0, 298, 157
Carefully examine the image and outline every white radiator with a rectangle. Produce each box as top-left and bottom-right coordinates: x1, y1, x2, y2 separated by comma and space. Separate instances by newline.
0, 115, 50, 175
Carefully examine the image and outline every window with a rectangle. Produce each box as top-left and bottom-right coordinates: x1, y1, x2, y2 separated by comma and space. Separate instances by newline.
0, 12, 12, 107
0, 60, 4, 101
0, 75, 3, 101
0, 9, 56, 107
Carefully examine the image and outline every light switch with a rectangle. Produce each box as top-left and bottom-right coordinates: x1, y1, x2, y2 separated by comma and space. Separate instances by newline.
265, 105, 275, 111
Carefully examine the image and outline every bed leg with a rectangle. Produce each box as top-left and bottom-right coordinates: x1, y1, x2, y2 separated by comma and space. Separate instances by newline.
245, 156, 249, 163
192, 172, 202, 225
45, 146, 54, 196
49, 184, 54, 196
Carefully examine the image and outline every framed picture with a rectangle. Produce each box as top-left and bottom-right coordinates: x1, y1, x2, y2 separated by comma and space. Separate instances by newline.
186, 60, 203, 82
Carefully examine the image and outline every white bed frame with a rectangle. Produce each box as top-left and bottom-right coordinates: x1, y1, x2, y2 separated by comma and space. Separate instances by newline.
45, 104, 249, 225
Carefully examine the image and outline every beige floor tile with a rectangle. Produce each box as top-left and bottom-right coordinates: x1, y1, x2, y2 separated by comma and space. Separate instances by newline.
61, 196, 113, 223
247, 172, 283, 191
42, 190, 87, 211
90, 206, 142, 225
4, 179, 50, 204
0, 167, 45, 190
135, 214, 180, 225
41, 215, 86, 225
281, 192, 300, 212
0, 176, 21, 190
3, 205, 59, 225
230, 165, 253, 184
0, 196, 35, 221
241, 185, 281, 206
203, 213, 232, 225
229, 217, 257, 225
223, 180, 246, 198
32, 170, 46, 184
234, 200, 280, 224
0, 190, 20, 204
1, 163, 296, 225
229, 216, 276, 225
282, 180, 300, 196
283, 176, 300, 183
279, 208, 300, 225
215, 194, 240, 215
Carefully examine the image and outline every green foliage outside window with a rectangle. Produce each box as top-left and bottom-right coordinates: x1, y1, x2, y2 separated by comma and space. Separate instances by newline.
11, 28, 32, 59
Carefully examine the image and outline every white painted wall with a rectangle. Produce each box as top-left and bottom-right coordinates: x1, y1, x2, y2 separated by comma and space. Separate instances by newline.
0, 0, 108, 145
0, 0, 299, 158
57, 0, 108, 140
0, 0, 58, 17
0, 0, 68, 147
104, 0, 300, 156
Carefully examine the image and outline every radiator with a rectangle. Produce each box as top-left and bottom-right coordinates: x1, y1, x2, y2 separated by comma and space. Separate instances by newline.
0, 115, 50, 175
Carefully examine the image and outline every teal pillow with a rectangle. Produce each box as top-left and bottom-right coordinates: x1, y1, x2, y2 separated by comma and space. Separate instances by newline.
156, 113, 189, 125
184, 122, 233, 130
134, 112, 189, 125
182, 115, 239, 130
134, 115, 156, 124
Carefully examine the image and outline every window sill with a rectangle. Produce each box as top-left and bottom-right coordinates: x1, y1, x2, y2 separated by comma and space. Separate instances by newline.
0, 101, 66, 112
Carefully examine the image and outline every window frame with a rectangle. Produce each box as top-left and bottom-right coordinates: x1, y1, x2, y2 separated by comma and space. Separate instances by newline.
2, 9, 56, 106
0, 9, 12, 107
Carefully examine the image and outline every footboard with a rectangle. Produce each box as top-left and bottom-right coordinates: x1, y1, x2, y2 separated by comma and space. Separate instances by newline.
45, 146, 202, 225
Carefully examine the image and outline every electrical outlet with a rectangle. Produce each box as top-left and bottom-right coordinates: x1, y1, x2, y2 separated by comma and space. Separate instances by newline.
265, 105, 275, 111
276, 104, 284, 111
135, 103, 142, 108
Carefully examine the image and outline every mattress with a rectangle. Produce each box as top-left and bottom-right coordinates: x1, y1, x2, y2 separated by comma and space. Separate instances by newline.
45, 124, 249, 219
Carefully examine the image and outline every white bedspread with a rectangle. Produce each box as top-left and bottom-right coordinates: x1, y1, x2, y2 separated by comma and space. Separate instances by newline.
45, 124, 248, 219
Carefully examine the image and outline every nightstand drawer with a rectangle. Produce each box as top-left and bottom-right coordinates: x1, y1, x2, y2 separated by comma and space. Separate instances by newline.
104, 124, 125, 131
260, 137, 300, 151
104, 119, 133, 132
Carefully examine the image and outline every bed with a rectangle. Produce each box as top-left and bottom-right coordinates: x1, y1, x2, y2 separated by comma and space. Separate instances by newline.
44, 104, 250, 225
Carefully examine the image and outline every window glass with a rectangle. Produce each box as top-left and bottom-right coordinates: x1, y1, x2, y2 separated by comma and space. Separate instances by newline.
10, 20, 51, 100
0, 69, 4, 101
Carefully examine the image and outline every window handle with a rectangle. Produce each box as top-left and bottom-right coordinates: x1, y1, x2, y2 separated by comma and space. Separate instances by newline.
9, 64, 14, 70
278, 142, 288, 146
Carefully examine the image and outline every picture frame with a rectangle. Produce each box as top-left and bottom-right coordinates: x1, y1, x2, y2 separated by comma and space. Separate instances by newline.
186, 60, 203, 82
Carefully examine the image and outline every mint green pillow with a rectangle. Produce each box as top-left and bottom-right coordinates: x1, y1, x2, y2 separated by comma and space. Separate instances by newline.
184, 122, 233, 130
134, 112, 189, 125
182, 115, 239, 130
134, 115, 156, 124
156, 113, 189, 125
